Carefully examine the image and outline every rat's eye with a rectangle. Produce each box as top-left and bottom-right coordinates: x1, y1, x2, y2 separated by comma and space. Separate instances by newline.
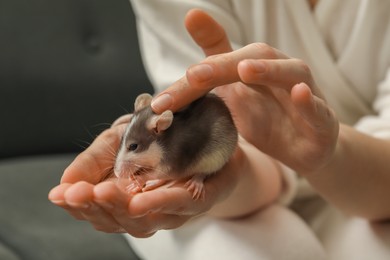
128, 143, 138, 151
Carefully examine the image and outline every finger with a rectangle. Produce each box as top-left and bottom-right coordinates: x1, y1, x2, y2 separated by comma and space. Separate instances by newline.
131, 213, 190, 236
291, 83, 337, 132
117, 213, 189, 238
129, 187, 197, 216
82, 203, 124, 233
184, 9, 233, 56
63, 181, 123, 232
61, 124, 126, 184
238, 58, 324, 98
48, 183, 72, 206
94, 181, 131, 217
151, 77, 204, 114
48, 183, 85, 220
63, 181, 95, 208
186, 43, 288, 90
152, 43, 287, 113
94, 182, 144, 233
94, 182, 188, 237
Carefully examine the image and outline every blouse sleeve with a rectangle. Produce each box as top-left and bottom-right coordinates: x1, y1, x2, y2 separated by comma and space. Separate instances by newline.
355, 68, 390, 139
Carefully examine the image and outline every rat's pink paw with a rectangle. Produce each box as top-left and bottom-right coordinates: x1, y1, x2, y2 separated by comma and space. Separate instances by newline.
125, 181, 142, 194
185, 176, 206, 200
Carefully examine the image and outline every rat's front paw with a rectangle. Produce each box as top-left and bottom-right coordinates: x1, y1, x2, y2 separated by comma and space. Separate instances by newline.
185, 175, 206, 200
126, 179, 168, 194
125, 181, 142, 194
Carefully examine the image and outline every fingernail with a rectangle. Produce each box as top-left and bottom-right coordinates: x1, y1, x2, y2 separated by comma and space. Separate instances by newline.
188, 63, 214, 82
126, 182, 141, 194
151, 93, 173, 112
50, 199, 66, 206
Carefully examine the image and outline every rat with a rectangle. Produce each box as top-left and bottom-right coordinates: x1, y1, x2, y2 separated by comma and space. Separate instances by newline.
114, 92, 237, 200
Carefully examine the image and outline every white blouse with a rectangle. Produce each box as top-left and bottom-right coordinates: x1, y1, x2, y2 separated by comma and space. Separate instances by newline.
131, 0, 390, 136
127, 0, 390, 258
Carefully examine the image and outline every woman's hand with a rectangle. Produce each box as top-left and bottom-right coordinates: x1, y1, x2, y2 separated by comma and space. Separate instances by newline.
152, 9, 339, 175
48, 118, 242, 237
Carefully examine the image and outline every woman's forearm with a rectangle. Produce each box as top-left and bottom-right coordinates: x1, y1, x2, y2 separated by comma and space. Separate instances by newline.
305, 124, 390, 221
208, 137, 283, 218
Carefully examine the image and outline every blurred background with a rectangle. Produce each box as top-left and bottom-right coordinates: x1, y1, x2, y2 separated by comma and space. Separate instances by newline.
0, 0, 153, 258
0, 0, 153, 158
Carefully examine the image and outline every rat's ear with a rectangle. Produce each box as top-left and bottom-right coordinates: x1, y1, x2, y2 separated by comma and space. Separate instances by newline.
148, 110, 173, 134
134, 93, 153, 112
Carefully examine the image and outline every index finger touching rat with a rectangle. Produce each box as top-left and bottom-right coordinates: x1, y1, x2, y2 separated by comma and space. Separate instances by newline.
151, 76, 209, 114
151, 43, 288, 114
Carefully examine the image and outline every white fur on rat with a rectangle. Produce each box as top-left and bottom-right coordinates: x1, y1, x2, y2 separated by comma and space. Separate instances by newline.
114, 93, 237, 200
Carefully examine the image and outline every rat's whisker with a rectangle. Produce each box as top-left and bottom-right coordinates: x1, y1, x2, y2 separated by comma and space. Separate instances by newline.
99, 139, 119, 158
72, 139, 92, 150
118, 105, 130, 115
97, 165, 115, 182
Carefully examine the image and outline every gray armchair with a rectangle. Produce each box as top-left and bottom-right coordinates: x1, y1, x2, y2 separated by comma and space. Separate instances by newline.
0, 0, 153, 259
